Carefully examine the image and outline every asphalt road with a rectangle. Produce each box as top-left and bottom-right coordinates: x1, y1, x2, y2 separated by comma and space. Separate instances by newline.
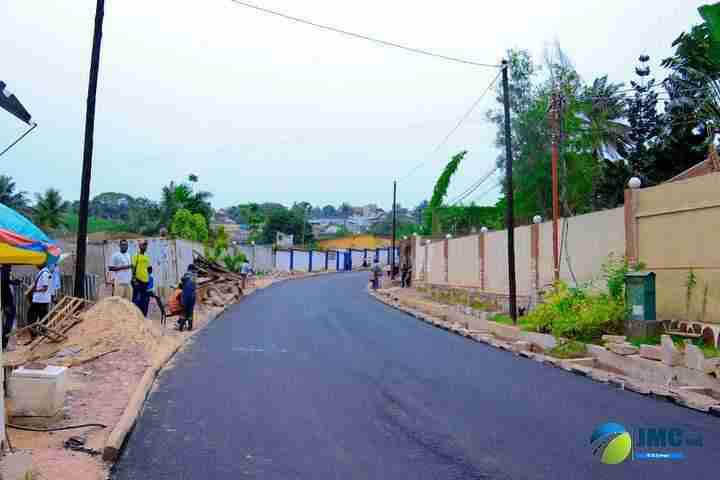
113, 272, 719, 480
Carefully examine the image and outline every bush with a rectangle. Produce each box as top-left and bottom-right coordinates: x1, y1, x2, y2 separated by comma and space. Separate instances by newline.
526, 282, 626, 342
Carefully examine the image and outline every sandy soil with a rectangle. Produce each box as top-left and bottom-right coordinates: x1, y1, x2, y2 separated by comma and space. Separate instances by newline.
0, 273, 284, 480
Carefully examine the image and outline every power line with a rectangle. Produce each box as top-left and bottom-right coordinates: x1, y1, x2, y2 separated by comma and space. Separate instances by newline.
399, 69, 503, 181
229, 0, 501, 69
450, 166, 498, 205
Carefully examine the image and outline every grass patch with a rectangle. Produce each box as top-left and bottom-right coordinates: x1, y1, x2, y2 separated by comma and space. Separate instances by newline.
489, 313, 533, 330
64, 213, 132, 234
548, 340, 588, 359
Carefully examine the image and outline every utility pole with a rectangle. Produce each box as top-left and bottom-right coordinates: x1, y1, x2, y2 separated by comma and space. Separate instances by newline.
501, 59, 518, 324
391, 180, 397, 278
74, 0, 105, 299
550, 92, 561, 282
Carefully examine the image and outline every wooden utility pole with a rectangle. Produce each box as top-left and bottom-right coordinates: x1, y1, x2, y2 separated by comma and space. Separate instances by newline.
74, 0, 106, 298
501, 60, 518, 324
550, 93, 561, 282
391, 180, 397, 278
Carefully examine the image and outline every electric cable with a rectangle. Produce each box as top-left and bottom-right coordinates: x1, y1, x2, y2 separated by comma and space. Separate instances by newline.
0, 123, 37, 159
399, 70, 502, 181
229, 0, 501, 69
8, 422, 107, 432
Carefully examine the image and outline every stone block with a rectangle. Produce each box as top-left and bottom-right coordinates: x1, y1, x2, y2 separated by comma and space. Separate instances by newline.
601, 335, 627, 344
639, 344, 663, 361
512, 341, 531, 353
586, 344, 608, 357
661, 335, 683, 367
684, 344, 706, 371
607, 343, 639, 356
8, 365, 68, 417
704, 358, 720, 375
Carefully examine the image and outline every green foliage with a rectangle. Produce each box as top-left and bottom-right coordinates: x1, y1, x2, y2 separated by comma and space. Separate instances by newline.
64, 213, 132, 234
261, 208, 313, 245
0, 175, 29, 212
548, 340, 588, 359
161, 177, 213, 228
601, 253, 630, 302
33, 188, 70, 231
222, 251, 248, 273
170, 208, 209, 242
526, 282, 626, 342
686, 268, 698, 314
426, 151, 466, 234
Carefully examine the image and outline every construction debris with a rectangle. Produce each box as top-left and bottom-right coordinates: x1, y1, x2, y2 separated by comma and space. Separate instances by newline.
192, 253, 244, 307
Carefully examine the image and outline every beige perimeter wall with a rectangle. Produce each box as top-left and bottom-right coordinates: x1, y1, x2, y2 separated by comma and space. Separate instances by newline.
636, 172, 720, 324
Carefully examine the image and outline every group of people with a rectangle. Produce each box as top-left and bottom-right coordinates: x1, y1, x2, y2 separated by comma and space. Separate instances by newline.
108, 239, 197, 331
369, 260, 412, 290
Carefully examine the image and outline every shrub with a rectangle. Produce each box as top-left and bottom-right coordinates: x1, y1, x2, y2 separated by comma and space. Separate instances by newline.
526, 282, 626, 342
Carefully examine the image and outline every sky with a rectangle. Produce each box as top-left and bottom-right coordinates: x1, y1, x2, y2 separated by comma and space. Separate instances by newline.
0, 0, 706, 212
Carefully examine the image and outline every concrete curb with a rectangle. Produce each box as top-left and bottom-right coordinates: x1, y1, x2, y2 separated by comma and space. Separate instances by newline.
368, 288, 720, 417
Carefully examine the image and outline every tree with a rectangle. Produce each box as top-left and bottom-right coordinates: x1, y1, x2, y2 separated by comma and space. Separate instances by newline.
339, 202, 352, 218
322, 204, 337, 217
261, 208, 313, 245
0, 175, 29, 212
88, 192, 134, 220
626, 55, 663, 183
170, 208, 209, 242
33, 188, 70, 231
424, 151, 466, 234
160, 179, 213, 227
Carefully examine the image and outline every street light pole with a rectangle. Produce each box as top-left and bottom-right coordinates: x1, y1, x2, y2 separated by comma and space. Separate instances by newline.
501, 59, 518, 324
550, 92, 561, 282
391, 180, 397, 278
74, 0, 106, 298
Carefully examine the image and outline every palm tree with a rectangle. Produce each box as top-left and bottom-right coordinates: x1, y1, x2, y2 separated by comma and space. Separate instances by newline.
0, 175, 29, 211
578, 76, 630, 162
33, 188, 70, 231
160, 181, 213, 227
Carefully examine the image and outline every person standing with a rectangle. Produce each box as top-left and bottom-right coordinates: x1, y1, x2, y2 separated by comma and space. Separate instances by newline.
178, 264, 197, 332
146, 266, 166, 324
132, 240, 152, 316
1, 266, 20, 350
240, 258, 251, 290
28, 262, 52, 340
371, 260, 382, 290
109, 239, 132, 301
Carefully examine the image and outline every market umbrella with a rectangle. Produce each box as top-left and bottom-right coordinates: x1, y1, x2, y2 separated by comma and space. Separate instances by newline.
0, 203, 61, 265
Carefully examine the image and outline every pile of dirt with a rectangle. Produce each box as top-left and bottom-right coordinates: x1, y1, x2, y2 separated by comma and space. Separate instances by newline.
9, 297, 161, 367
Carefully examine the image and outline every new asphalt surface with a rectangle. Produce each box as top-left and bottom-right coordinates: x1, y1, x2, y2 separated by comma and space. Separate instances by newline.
113, 272, 719, 479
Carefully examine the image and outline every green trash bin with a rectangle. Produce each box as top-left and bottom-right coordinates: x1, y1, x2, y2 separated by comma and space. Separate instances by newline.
625, 271, 656, 321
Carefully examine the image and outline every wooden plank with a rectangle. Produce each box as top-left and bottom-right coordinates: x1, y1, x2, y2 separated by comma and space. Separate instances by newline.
666, 330, 702, 338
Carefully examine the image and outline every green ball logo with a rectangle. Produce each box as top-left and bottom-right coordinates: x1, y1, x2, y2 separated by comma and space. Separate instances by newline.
591, 422, 632, 464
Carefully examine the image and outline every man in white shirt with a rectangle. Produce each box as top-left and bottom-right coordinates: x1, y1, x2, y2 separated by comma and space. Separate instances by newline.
28, 262, 52, 340
109, 239, 132, 301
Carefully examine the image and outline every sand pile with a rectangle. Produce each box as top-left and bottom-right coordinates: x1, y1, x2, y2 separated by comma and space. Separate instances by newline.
10, 297, 161, 367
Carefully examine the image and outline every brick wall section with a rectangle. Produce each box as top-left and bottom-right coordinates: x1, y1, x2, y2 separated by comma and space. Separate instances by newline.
478, 234, 485, 290
443, 238, 449, 283
624, 189, 637, 266
531, 224, 539, 292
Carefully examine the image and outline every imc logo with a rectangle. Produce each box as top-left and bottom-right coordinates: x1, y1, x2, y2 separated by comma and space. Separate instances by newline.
591, 422, 704, 464
590, 423, 632, 464
637, 427, 703, 448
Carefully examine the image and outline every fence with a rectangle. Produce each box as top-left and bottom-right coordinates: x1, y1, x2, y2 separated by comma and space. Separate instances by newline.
412, 171, 720, 325
274, 247, 398, 273
10, 273, 99, 328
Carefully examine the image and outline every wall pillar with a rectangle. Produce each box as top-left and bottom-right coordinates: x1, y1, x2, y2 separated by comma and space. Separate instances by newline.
325, 251, 329, 270
308, 249, 313, 272
289, 249, 294, 271
336, 250, 340, 271
423, 241, 429, 282
624, 189, 639, 266
443, 238, 449, 283
531, 224, 540, 305
478, 234, 486, 290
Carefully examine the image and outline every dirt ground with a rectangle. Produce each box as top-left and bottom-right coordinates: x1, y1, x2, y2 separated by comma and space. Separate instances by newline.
0, 273, 280, 480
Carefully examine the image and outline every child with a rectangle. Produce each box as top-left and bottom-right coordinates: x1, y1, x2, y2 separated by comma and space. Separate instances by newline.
178, 264, 197, 332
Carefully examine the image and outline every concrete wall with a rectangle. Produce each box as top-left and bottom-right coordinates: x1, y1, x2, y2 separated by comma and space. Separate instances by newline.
447, 235, 479, 287
484, 230, 508, 294
428, 241, 445, 284
634, 172, 720, 324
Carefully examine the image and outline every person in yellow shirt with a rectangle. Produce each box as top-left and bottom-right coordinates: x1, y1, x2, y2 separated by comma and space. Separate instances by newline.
132, 240, 152, 316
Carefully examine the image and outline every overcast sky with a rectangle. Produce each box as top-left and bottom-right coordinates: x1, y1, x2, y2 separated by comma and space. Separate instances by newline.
0, 0, 705, 211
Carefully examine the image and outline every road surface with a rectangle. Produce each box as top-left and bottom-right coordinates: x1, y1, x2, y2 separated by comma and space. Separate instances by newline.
113, 272, 719, 479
